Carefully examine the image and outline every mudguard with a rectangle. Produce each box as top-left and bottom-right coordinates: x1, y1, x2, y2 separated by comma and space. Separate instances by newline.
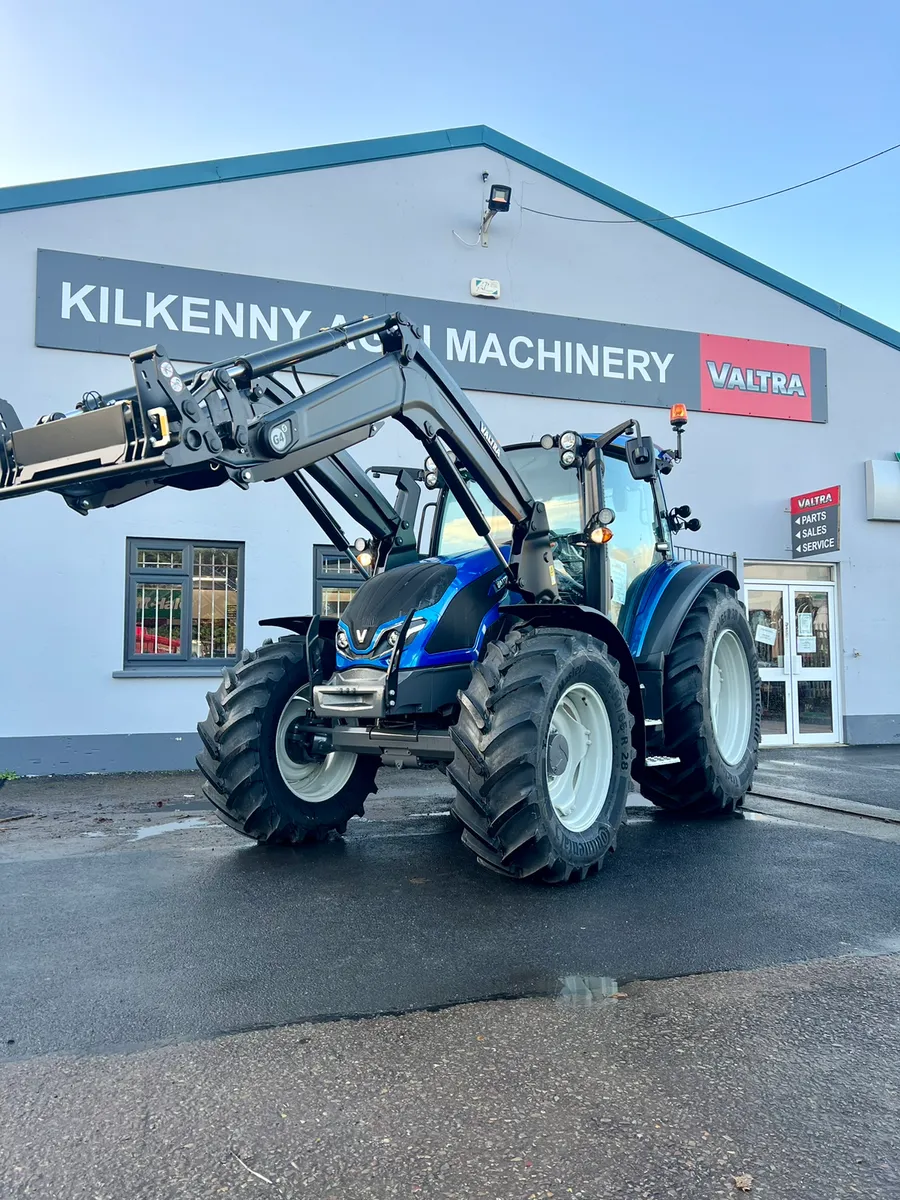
499, 603, 646, 765
259, 615, 338, 637
626, 562, 740, 726
631, 563, 740, 662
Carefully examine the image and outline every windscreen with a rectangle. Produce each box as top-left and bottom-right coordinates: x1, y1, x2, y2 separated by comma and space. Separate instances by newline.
436, 446, 582, 557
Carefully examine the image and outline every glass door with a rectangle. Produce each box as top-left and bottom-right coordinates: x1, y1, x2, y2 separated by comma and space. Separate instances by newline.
745, 582, 840, 746
791, 587, 838, 744
746, 585, 792, 746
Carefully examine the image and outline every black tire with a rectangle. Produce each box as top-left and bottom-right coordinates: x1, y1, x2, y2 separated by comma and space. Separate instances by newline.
641, 585, 761, 816
197, 635, 378, 844
448, 625, 634, 884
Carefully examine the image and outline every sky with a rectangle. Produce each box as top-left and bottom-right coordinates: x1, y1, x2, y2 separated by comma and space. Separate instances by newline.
3, 0, 899, 328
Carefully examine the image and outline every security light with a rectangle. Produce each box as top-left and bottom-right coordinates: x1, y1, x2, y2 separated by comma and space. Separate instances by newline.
487, 185, 512, 213
480, 184, 513, 247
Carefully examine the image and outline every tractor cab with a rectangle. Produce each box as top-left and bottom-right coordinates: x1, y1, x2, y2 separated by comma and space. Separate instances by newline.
430, 434, 673, 631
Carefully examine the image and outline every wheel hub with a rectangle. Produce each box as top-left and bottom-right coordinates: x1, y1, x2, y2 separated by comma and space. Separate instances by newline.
547, 728, 570, 776
283, 717, 328, 765
275, 687, 356, 802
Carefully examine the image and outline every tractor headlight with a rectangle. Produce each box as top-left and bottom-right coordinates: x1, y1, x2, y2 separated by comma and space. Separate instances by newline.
335, 629, 350, 651
372, 617, 429, 657
559, 430, 578, 451
560, 449, 577, 468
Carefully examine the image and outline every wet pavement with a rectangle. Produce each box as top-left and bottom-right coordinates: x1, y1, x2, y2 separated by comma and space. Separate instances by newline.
1, 765, 899, 1198
1, 954, 898, 1199
756, 745, 900, 812
1, 770, 899, 1060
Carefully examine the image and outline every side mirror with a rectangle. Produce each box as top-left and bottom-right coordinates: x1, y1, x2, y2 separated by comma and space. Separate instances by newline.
625, 435, 657, 481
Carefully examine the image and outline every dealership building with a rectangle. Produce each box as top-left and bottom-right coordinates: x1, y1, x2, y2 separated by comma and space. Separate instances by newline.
1, 125, 898, 775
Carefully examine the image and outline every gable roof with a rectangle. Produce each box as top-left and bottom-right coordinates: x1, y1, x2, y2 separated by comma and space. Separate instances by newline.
1, 124, 897, 353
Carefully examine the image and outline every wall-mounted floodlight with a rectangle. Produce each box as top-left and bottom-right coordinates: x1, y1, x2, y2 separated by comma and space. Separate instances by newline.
481, 184, 513, 247
488, 185, 512, 212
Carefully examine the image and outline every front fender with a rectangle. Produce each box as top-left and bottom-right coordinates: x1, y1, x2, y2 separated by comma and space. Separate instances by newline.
259, 615, 339, 637
500, 603, 645, 765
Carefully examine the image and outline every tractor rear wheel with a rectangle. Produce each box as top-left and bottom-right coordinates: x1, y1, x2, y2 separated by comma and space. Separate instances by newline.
641, 585, 761, 815
449, 625, 634, 883
197, 635, 377, 843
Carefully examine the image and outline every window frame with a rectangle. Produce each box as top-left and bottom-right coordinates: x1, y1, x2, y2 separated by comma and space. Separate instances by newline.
312, 544, 363, 617
122, 537, 245, 674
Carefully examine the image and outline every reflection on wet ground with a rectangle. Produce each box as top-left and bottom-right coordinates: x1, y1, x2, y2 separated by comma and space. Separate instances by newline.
556, 975, 624, 1006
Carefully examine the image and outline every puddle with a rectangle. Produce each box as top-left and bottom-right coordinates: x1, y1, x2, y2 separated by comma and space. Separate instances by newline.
741, 811, 800, 826
556, 975, 624, 1007
133, 817, 213, 840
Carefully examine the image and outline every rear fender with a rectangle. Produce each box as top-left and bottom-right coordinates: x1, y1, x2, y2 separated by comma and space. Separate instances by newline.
630, 565, 739, 727
500, 603, 645, 764
633, 565, 740, 662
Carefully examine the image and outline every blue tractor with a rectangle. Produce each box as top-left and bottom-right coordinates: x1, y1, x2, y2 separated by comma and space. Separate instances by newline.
0, 314, 761, 883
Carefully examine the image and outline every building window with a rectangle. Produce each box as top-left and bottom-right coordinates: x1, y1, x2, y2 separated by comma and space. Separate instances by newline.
313, 545, 362, 617
125, 539, 244, 670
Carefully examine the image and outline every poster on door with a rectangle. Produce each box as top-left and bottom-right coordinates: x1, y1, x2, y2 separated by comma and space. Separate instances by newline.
790, 486, 840, 558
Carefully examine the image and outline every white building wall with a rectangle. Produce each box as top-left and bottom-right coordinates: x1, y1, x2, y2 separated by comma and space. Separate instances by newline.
0, 145, 897, 769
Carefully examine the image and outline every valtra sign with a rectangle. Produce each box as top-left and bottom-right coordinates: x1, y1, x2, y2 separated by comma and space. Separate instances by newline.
701, 333, 818, 422
791, 486, 841, 559
34, 250, 828, 423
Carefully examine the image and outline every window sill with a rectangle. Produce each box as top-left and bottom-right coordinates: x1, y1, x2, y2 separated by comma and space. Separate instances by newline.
112, 664, 234, 679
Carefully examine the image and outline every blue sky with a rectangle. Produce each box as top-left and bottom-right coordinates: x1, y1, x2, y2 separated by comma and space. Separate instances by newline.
3, 1, 899, 327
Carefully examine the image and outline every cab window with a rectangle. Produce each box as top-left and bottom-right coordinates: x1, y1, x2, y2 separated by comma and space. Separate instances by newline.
436, 447, 581, 556
603, 451, 666, 628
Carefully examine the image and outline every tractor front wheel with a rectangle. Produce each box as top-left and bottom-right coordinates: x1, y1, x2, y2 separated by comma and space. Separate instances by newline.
641, 585, 761, 815
197, 635, 377, 843
449, 626, 634, 883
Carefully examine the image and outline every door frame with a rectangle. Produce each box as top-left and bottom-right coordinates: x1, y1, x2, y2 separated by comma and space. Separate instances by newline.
744, 578, 842, 746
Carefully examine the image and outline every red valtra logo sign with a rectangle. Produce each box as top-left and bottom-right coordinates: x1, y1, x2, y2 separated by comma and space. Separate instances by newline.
790, 486, 840, 515
701, 334, 814, 422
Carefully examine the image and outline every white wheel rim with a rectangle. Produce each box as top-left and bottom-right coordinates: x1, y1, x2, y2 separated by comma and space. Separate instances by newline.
709, 629, 753, 766
274, 687, 356, 803
545, 682, 614, 833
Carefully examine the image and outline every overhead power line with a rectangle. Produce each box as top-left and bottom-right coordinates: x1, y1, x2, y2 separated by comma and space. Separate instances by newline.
520, 139, 900, 225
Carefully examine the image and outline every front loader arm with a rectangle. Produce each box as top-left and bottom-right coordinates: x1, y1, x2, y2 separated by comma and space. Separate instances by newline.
0, 314, 557, 601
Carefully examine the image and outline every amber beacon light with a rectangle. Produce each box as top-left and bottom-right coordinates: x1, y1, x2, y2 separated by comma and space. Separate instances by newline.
670, 403, 688, 430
